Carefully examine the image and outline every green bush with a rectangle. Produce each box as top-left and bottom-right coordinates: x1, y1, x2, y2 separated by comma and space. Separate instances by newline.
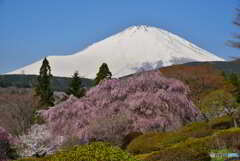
127, 118, 237, 155
173, 136, 212, 152
209, 116, 233, 130
142, 128, 240, 161
127, 132, 188, 154
121, 132, 143, 150
17, 142, 141, 161
127, 121, 216, 154
178, 121, 215, 138
145, 146, 211, 161
127, 132, 163, 154
172, 128, 240, 153
172, 128, 240, 152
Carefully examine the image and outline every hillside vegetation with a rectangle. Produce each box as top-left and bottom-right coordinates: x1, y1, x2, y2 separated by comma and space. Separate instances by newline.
0, 75, 93, 91
184, 59, 240, 74
161, 64, 228, 103
1, 61, 240, 161
126, 116, 240, 161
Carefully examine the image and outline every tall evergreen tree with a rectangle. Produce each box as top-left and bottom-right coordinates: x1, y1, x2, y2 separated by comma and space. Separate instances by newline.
67, 71, 85, 98
35, 57, 54, 107
95, 63, 112, 85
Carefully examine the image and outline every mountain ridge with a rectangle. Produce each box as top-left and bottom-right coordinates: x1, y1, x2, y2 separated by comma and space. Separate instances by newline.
8, 25, 224, 78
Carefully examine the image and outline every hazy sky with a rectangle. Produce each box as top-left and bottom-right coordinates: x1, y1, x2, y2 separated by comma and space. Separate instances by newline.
0, 0, 239, 74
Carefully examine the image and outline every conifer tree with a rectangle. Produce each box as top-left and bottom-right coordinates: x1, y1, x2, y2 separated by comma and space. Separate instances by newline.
95, 63, 112, 85
67, 71, 85, 98
35, 57, 54, 107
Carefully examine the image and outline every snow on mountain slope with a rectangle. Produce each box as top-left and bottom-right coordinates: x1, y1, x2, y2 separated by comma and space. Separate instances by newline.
8, 25, 224, 78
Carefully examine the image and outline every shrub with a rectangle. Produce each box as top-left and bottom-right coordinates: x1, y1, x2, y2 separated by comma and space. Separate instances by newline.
17, 142, 141, 161
209, 116, 233, 130
121, 132, 143, 149
178, 121, 215, 138
171, 128, 240, 152
146, 146, 211, 161
143, 128, 240, 161
135, 153, 155, 161
127, 132, 188, 154
127, 121, 215, 154
127, 117, 236, 155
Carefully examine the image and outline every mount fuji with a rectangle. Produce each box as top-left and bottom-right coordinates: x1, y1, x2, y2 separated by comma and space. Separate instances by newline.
8, 25, 224, 78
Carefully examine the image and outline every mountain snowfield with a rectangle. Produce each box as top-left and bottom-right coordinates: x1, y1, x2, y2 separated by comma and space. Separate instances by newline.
8, 25, 224, 78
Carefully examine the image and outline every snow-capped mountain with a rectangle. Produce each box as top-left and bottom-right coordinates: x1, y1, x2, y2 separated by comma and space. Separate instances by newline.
8, 25, 224, 78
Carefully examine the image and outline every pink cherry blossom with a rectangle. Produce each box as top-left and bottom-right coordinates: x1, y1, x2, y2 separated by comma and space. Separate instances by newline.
41, 70, 202, 144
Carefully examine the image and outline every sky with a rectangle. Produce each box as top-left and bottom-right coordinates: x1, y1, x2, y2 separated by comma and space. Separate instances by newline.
0, 0, 240, 74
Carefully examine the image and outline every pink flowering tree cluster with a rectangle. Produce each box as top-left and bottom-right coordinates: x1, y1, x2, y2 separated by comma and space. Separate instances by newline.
41, 70, 202, 145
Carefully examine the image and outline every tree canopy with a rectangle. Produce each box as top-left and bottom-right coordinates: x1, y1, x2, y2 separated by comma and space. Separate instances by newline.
95, 63, 112, 85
